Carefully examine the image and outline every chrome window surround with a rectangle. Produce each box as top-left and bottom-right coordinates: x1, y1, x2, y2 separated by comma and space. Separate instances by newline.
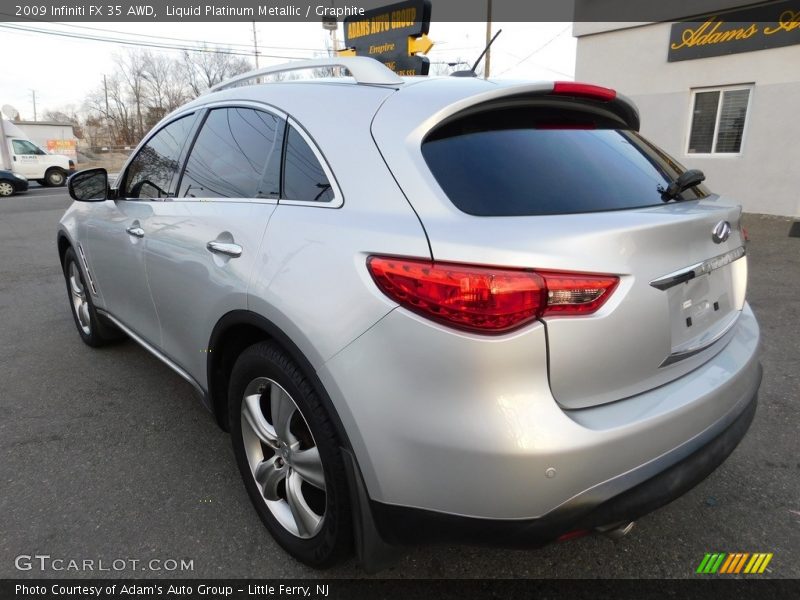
114, 100, 343, 208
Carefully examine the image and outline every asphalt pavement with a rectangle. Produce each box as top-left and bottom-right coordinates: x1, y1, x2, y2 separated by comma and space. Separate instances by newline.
1, 187, 798, 579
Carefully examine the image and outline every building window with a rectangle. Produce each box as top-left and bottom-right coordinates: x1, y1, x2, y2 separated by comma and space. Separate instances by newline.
687, 86, 751, 154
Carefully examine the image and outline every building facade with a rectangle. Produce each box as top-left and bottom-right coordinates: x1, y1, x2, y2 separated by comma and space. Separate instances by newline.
574, 2, 800, 216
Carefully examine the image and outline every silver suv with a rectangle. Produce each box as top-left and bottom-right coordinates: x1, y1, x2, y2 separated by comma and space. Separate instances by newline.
59, 57, 761, 569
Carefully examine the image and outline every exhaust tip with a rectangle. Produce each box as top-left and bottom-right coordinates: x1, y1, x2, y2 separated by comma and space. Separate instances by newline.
596, 521, 636, 540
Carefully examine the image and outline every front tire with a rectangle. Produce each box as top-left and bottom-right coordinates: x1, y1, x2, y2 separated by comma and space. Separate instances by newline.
0, 180, 14, 197
62, 247, 123, 346
228, 341, 353, 568
45, 168, 66, 187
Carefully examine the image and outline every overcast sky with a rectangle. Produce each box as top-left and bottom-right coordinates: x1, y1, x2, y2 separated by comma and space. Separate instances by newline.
0, 21, 575, 120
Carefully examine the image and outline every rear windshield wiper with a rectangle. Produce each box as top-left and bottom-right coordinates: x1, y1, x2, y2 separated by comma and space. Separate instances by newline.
659, 169, 705, 202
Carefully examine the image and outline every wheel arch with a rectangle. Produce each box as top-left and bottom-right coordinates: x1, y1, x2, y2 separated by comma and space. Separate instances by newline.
207, 310, 353, 452
57, 230, 73, 266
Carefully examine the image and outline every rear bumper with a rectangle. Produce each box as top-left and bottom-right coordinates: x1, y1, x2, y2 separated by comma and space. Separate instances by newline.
321, 302, 761, 520
367, 373, 760, 547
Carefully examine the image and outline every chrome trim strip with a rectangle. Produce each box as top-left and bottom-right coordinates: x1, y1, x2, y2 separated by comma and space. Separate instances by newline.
97, 310, 207, 401
649, 246, 746, 291
279, 116, 344, 209
659, 311, 741, 367
77, 243, 98, 296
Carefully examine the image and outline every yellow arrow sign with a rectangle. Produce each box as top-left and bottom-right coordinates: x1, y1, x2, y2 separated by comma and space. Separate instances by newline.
408, 33, 434, 56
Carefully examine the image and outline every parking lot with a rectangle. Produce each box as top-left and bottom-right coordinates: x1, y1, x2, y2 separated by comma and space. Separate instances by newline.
0, 187, 798, 579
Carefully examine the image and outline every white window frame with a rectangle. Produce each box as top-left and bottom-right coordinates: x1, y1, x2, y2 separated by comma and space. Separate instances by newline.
685, 84, 753, 157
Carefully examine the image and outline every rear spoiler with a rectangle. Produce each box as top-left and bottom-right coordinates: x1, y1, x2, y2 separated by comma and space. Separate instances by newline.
428, 81, 641, 132
547, 81, 640, 131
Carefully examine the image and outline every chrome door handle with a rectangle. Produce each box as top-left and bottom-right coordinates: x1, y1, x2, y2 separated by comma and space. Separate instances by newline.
206, 241, 243, 258
126, 226, 145, 238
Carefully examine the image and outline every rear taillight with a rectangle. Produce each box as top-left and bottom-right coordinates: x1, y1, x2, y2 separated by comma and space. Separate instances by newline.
552, 81, 617, 102
367, 256, 618, 334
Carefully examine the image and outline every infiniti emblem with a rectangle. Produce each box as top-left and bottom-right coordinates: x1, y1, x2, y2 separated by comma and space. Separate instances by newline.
712, 220, 731, 244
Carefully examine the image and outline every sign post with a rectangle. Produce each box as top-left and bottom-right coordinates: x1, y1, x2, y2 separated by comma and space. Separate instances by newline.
342, 0, 433, 76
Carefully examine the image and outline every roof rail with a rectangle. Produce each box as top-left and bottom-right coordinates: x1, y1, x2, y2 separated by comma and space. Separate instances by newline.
207, 57, 404, 93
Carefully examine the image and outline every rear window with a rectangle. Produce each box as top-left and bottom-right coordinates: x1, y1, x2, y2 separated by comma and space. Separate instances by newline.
421, 106, 709, 216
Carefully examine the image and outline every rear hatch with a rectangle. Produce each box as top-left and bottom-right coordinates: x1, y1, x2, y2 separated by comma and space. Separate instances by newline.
372, 80, 748, 409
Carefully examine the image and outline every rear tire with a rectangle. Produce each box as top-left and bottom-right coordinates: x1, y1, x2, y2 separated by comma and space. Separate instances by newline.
62, 246, 124, 347
45, 168, 66, 187
228, 341, 353, 568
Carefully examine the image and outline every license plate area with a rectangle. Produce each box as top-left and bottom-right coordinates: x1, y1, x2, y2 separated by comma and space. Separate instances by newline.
667, 266, 737, 352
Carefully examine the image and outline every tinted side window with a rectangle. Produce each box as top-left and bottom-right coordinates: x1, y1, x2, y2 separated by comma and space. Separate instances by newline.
179, 108, 284, 199
124, 115, 194, 199
282, 126, 334, 203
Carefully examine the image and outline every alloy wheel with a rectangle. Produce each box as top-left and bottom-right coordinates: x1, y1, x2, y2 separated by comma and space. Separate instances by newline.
68, 261, 91, 335
240, 377, 326, 539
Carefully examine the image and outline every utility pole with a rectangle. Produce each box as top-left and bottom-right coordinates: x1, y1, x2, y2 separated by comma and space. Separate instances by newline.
103, 75, 112, 145
31, 89, 37, 121
330, 25, 339, 55
484, 0, 492, 79
103, 75, 110, 116
252, 21, 260, 68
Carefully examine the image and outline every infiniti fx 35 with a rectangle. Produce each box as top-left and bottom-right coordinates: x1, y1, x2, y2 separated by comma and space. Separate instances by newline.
58, 57, 761, 568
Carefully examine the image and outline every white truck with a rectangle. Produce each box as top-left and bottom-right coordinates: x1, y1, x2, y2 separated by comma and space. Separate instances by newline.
1, 118, 74, 187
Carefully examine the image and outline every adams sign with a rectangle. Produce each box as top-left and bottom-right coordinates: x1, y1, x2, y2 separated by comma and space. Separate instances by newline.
668, 0, 800, 61
343, 0, 432, 75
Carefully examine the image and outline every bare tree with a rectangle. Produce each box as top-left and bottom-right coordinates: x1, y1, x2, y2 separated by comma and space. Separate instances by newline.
42, 106, 83, 138
182, 47, 252, 95
84, 73, 137, 145
80, 47, 254, 147
114, 51, 149, 140
428, 58, 477, 77
141, 51, 189, 127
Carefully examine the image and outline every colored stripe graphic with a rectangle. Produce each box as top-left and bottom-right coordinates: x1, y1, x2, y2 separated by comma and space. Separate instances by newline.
699, 552, 773, 574
758, 553, 773, 573
710, 553, 726, 573
697, 553, 728, 573
697, 553, 713, 573
719, 554, 736, 573
734, 553, 749, 573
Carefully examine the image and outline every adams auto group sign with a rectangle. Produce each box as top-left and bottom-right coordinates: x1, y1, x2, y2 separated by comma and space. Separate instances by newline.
669, 0, 800, 61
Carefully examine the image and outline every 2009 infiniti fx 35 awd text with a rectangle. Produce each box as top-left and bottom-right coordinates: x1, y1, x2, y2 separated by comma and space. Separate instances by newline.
58, 57, 761, 569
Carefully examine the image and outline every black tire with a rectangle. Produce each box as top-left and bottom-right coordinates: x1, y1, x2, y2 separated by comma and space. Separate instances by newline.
228, 341, 353, 568
45, 168, 66, 187
0, 179, 15, 197
35, 179, 46, 186
62, 246, 124, 347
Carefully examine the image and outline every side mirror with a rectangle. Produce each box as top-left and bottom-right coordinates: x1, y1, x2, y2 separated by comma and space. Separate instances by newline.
68, 168, 108, 202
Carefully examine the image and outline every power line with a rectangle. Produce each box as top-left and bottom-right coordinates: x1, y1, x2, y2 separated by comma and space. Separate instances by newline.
25, 19, 323, 52
496, 25, 571, 77
0, 23, 316, 60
